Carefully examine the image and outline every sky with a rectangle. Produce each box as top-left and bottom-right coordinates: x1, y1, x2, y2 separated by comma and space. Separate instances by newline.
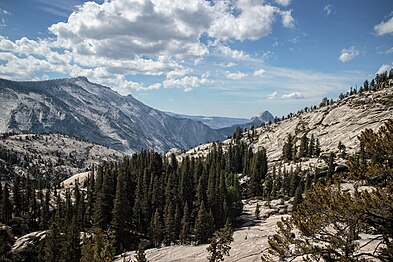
0, 0, 392, 118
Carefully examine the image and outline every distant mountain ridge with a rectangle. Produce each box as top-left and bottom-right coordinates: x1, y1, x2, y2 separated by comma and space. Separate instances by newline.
0, 77, 225, 153
167, 110, 275, 137
215, 110, 275, 137
165, 112, 250, 129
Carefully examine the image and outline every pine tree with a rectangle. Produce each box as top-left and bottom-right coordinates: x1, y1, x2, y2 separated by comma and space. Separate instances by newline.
1, 184, 12, 224
61, 217, 81, 262
80, 234, 94, 262
299, 135, 308, 158
111, 171, 131, 252
327, 152, 335, 181
308, 134, 315, 157
134, 243, 148, 262
248, 149, 268, 197
206, 222, 234, 262
179, 202, 191, 244
149, 209, 163, 247
39, 189, 50, 230
12, 175, 22, 217
164, 200, 176, 245
93, 229, 115, 262
265, 184, 393, 261
42, 221, 63, 262
282, 134, 294, 161
194, 201, 214, 244
292, 183, 303, 211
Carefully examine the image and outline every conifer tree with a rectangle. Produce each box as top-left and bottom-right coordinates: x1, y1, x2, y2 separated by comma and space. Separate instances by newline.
299, 135, 308, 158
80, 234, 94, 262
1, 184, 12, 224
194, 201, 214, 244
164, 201, 176, 245
28, 188, 38, 230
308, 134, 315, 157
61, 217, 81, 262
327, 152, 335, 181
112, 171, 131, 252
282, 134, 294, 161
292, 183, 303, 211
180, 202, 191, 244
93, 229, 115, 262
248, 149, 268, 197
134, 243, 148, 262
206, 222, 234, 262
149, 209, 163, 247
265, 184, 393, 261
42, 221, 63, 262
12, 175, 22, 217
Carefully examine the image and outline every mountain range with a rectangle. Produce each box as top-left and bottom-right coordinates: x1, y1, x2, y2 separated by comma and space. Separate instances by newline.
167, 111, 275, 136
0, 77, 275, 153
0, 77, 227, 153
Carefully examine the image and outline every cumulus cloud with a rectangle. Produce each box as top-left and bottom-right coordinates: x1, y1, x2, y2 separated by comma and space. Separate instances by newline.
281, 92, 304, 99
225, 71, 248, 80
339, 46, 359, 63
163, 73, 211, 92
374, 16, 393, 36
215, 44, 249, 60
253, 69, 266, 77
0, 0, 295, 93
323, 4, 334, 16
209, 0, 294, 41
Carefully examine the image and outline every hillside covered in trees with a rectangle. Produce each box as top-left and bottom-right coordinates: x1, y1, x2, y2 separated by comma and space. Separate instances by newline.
0, 73, 392, 261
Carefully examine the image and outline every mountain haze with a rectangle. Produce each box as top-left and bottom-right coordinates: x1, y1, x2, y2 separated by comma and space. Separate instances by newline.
0, 77, 225, 153
165, 112, 250, 129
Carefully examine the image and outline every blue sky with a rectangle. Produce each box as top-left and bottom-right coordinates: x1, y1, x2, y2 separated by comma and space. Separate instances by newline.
0, 0, 392, 118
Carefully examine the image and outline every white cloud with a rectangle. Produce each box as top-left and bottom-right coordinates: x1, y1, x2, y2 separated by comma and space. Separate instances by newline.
280, 10, 294, 28
267, 91, 278, 100
214, 43, 249, 60
208, 0, 293, 41
376, 64, 392, 75
0, 0, 296, 93
323, 4, 333, 16
273, 0, 291, 7
225, 71, 248, 80
374, 16, 393, 36
166, 68, 192, 79
163, 74, 211, 91
339, 46, 359, 63
281, 92, 304, 99
253, 69, 266, 77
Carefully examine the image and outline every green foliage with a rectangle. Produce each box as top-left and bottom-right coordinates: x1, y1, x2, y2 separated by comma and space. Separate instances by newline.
194, 201, 214, 245
265, 184, 393, 261
0, 224, 14, 260
206, 222, 234, 262
265, 121, 393, 261
134, 243, 148, 262
349, 119, 393, 186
